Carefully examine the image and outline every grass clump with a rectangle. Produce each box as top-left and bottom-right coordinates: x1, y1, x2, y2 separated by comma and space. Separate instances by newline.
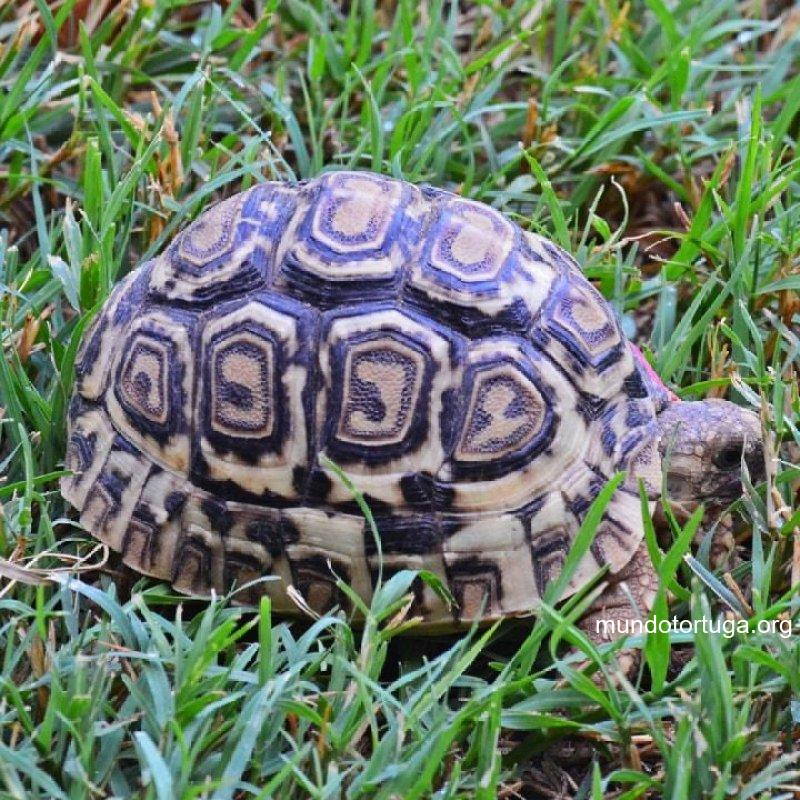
0, 1, 799, 797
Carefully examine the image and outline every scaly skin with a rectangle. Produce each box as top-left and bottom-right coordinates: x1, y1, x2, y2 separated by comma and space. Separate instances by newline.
580, 351, 763, 670
629, 345, 763, 568
655, 398, 764, 568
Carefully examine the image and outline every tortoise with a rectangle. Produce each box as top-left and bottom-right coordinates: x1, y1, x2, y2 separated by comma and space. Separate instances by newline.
61, 171, 764, 649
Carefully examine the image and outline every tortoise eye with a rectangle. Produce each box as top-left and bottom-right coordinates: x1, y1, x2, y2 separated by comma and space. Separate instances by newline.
713, 443, 742, 470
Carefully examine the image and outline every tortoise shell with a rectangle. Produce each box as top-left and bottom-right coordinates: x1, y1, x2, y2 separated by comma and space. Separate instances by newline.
61, 171, 661, 627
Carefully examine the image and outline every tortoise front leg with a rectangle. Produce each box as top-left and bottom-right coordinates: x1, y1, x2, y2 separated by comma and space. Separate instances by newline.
654, 501, 737, 570
577, 539, 659, 676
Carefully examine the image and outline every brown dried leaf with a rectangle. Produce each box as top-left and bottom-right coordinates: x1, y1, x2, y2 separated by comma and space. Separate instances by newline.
522, 98, 538, 151
17, 312, 40, 363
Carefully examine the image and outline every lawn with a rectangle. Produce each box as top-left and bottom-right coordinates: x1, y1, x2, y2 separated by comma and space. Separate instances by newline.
0, 1, 799, 798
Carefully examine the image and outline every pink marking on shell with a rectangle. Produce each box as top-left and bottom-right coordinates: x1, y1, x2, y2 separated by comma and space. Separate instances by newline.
629, 343, 680, 403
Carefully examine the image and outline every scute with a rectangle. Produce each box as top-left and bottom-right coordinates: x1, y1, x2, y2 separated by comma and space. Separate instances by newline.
535, 272, 628, 399
403, 198, 561, 338
454, 351, 555, 466
274, 172, 423, 306
62, 170, 662, 630
75, 266, 150, 400
149, 182, 296, 304
106, 309, 194, 473
193, 292, 312, 502
422, 194, 515, 286
440, 336, 583, 512
316, 303, 464, 508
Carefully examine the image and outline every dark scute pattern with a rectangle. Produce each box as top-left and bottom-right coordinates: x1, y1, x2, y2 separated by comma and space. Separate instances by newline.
75, 266, 150, 390
336, 493, 393, 518
309, 174, 402, 256
175, 191, 270, 273
112, 433, 141, 456
124, 502, 164, 573
289, 554, 351, 613
394, 472, 447, 516
181, 254, 267, 306
188, 468, 300, 509
566, 473, 605, 519
277, 174, 415, 308
399, 188, 553, 340
450, 352, 558, 481
212, 338, 272, 432
314, 179, 385, 248
575, 392, 608, 422
399, 471, 435, 506
601, 424, 617, 456
172, 534, 215, 593
364, 515, 440, 556
245, 513, 300, 556
340, 347, 419, 442
201, 497, 232, 536
158, 184, 296, 305
403, 284, 535, 338
67, 430, 97, 473
80, 434, 147, 537
535, 275, 624, 373
99, 440, 136, 501
460, 374, 541, 455
114, 318, 191, 445
618, 426, 648, 461
322, 321, 436, 465
438, 388, 462, 456
625, 401, 651, 428
68, 393, 88, 420
120, 341, 167, 418
445, 557, 503, 621
279, 251, 398, 308
529, 528, 570, 594
434, 481, 458, 511
173, 202, 240, 274
421, 200, 512, 286
302, 467, 333, 504
623, 367, 649, 399
198, 293, 313, 465
164, 491, 188, 518
223, 550, 271, 604
92, 471, 124, 512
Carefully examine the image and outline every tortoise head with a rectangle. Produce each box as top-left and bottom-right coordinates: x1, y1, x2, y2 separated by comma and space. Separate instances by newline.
656, 398, 764, 503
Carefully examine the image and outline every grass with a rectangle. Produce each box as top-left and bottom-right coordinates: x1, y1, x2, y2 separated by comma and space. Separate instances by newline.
0, 0, 799, 797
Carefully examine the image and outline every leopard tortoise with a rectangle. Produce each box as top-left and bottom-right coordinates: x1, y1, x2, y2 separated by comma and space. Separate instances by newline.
61, 171, 763, 643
